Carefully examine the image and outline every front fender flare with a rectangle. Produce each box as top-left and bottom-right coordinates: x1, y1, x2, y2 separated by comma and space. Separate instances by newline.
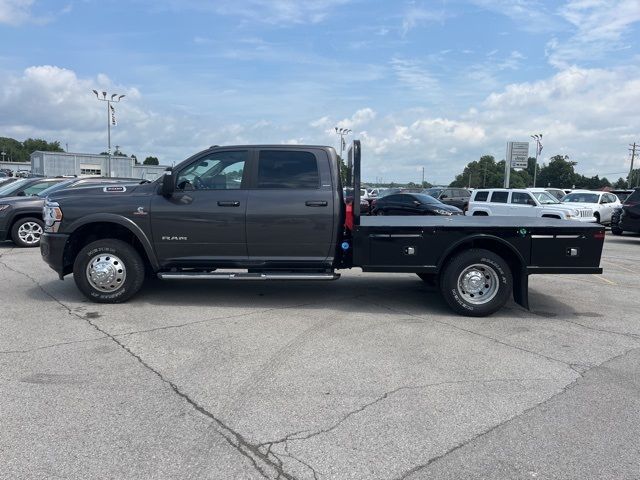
66, 213, 159, 270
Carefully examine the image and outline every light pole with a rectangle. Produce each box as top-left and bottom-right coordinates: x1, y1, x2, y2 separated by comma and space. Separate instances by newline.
0, 151, 5, 163
93, 90, 125, 177
531, 134, 543, 187
334, 127, 352, 162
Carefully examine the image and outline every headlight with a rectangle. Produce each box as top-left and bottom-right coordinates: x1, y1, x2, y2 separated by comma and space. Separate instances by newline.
0, 204, 10, 212
43, 201, 63, 232
433, 209, 454, 216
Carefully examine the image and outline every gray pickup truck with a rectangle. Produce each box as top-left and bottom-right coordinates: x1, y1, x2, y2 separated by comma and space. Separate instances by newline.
40, 141, 605, 316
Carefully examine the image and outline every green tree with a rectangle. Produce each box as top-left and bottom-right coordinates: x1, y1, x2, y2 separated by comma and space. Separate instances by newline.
0, 137, 27, 162
613, 177, 628, 189
536, 155, 578, 188
143, 156, 159, 165
22, 138, 63, 154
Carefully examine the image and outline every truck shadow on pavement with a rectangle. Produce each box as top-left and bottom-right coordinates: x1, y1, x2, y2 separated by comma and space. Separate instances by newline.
30, 273, 461, 316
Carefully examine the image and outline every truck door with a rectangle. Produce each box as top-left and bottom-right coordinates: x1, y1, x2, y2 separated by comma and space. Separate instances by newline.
150, 149, 249, 266
245, 148, 334, 265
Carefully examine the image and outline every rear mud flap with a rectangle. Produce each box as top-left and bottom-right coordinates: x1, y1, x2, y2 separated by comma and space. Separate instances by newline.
513, 273, 529, 310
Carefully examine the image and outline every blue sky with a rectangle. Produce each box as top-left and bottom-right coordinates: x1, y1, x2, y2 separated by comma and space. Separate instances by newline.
1, 0, 639, 184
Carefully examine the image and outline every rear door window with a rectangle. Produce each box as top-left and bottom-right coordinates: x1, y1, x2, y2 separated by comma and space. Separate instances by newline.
489, 191, 509, 203
257, 150, 319, 189
474, 191, 489, 202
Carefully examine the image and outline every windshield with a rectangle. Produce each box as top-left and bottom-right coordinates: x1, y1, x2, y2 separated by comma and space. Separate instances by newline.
0, 178, 29, 195
532, 191, 560, 204
563, 193, 599, 203
413, 193, 441, 204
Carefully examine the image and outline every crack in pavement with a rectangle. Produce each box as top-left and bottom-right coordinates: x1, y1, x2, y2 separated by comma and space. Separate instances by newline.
257, 377, 552, 470
0, 259, 298, 480
112, 294, 364, 339
392, 346, 640, 480
0, 336, 107, 355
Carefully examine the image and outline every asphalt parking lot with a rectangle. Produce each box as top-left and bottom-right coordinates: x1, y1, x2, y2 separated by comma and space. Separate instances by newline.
1, 233, 639, 480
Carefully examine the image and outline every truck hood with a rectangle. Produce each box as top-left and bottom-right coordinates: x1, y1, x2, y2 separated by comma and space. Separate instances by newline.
46, 182, 155, 201
0, 195, 45, 205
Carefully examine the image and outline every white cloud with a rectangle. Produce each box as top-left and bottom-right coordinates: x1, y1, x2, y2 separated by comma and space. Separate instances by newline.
547, 0, 640, 67
335, 108, 377, 130
2, 63, 639, 184
158, 0, 350, 24
390, 57, 439, 92
0, 0, 35, 25
469, 0, 557, 32
400, 5, 448, 36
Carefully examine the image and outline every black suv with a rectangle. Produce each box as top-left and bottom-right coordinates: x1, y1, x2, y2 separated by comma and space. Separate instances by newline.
611, 188, 640, 235
422, 187, 471, 211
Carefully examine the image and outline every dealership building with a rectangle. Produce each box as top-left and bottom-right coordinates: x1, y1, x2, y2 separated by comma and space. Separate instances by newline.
26, 151, 169, 180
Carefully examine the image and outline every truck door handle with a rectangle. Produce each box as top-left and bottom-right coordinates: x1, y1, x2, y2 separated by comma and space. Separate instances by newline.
305, 201, 328, 207
217, 201, 240, 207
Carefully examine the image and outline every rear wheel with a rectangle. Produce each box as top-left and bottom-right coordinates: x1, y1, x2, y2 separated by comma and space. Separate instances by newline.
11, 217, 44, 248
439, 249, 512, 317
73, 239, 145, 303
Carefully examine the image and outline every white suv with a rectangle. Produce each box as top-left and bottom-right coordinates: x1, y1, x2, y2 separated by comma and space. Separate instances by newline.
466, 189, 596, 222
561, 190, 621, 225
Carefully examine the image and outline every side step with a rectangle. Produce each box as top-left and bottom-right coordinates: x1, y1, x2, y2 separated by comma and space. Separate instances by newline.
157, 272, 340, 281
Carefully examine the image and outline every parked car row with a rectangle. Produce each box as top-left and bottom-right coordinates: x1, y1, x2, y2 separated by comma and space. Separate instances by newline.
611, 188, 640, 235
0, 177, 149, 248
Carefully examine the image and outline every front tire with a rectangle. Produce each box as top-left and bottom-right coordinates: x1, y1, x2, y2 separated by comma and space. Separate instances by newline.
439, 249, 512, 317
11, 217, 44, 248
73, 239, 145, 303
611, 227, 623, 236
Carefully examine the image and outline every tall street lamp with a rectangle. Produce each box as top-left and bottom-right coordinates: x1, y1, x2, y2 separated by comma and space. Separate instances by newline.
531, 134, 543, 187
93, 90, 125, 177
335, 127, 352, 162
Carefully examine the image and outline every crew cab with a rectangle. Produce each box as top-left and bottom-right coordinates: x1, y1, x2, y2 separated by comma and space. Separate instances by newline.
40, 142, 605, 317
467, 188, 596, 222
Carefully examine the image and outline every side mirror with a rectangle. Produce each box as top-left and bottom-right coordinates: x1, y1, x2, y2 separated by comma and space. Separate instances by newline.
17, 191, 25, 197
413, 200, 421, 206
528, 199, 537, 206
161, 170, 176, 196
440, 194, 448, 199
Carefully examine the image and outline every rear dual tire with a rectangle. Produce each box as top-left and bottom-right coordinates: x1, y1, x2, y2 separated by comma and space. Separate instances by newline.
439, 249, 512, 317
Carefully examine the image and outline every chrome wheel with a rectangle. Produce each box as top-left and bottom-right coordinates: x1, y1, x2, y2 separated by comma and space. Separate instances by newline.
457, 263, 499, 305
17, 221, 43, 245
86, 254, 127, 292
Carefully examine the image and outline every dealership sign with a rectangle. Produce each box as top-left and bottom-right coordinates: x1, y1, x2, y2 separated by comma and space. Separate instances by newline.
507, 142, 530, 169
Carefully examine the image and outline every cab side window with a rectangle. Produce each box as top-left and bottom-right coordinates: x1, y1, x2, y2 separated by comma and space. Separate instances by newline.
176, 151, 247, 190
489, 191, 509, 203
257, 150, 319, 189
